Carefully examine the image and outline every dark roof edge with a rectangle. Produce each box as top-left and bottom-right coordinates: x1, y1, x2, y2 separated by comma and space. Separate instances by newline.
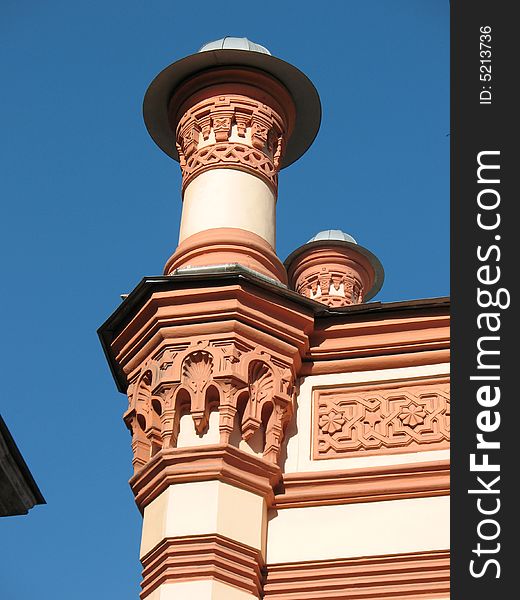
316, 295, 451, 318
98, 269, 450, 393
0, 415, 46, 510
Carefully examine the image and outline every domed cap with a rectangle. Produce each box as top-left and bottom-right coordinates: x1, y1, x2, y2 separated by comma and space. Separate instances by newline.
308, 230, 357, 244
199, 37, 270, 55
143, 37, 321, 168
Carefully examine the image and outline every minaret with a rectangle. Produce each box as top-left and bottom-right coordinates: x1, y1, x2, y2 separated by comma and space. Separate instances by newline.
144, 37, 321, 284
285, 229, 384, 306
100, 38, 319, 600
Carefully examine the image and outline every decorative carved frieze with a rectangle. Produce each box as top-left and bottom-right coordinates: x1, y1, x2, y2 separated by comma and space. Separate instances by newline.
314, 378, 450, 459
124, 339, 296, 472
296, 266, 364, 306
176, 93, 287, 194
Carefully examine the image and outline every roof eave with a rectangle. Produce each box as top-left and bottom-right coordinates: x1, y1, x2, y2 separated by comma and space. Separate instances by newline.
98, 268, 450, 393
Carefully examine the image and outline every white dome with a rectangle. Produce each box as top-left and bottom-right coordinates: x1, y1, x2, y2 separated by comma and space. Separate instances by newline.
199, 37, 271, 55
307, 230, 357, 244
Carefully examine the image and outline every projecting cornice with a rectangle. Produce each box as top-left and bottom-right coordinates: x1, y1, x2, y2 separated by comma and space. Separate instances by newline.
273, 460, 450, 509
98, 268, 449, 393
130, 444, 281, 513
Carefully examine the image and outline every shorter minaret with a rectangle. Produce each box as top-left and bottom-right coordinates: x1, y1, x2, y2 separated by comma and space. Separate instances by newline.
143, 37, 321, 284
285, 229, 384, 306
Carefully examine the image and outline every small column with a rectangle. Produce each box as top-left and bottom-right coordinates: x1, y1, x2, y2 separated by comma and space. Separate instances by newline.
143, 37, 321, 284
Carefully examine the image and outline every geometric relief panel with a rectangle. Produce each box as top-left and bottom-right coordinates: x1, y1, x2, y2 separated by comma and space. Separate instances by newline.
313, 377, 450, 459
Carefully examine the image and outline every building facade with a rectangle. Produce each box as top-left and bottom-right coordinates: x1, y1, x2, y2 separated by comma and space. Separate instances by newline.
99, 38, 450, 600
0, 414, 45, 517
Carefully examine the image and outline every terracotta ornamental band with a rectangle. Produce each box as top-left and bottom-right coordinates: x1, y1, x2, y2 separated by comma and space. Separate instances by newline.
264, 550, 450, 600
314, 377, 450, 459
140, 534, 264, 599
273, 460, 450, 509
287, 244, 378, 307
170, 69, 295, 196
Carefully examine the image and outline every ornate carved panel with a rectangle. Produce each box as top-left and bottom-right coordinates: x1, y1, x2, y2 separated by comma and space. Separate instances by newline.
313, 377, 450, 459
124, 338, 296, 472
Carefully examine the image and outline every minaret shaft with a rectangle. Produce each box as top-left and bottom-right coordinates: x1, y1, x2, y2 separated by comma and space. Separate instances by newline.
163, 68, 295, 281
179, 169, 276, 246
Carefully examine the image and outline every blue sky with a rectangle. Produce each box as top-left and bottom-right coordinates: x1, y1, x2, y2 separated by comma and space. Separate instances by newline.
0, 1, 448, 597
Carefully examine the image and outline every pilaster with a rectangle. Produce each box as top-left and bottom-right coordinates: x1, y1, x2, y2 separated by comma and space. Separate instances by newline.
109, 277, 312, 597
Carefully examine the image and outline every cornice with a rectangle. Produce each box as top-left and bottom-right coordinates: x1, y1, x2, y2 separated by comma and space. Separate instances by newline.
273, 460, 450, 509
129, 444, 281, 513
301, 349, 450, 376
111, 283, 313, 380
309, 313, 450, 360
98, 269, 449, 393
140, 533, 264, 599
264, 550, 450, 599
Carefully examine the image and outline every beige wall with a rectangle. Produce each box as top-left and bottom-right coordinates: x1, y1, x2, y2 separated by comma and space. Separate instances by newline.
267, 495, 450, 563
268, 363, 450, 565
140, 480, 266, 558
146, 579, 256, 600
140, 365, 450, 597
177, 409, 221, 448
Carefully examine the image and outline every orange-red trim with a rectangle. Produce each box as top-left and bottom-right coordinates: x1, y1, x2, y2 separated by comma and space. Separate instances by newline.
301, 349, 450, 376
164, 228, 288, 284
130, 444, 281, 513
264, 550, 450, 599
274, 460, 449, 509
308, 313, 450, 362
141, 534, 264, 599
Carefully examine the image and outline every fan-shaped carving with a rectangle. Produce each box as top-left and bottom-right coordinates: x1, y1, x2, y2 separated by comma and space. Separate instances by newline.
249, 361, 274, 404
182, 351, 213, 393
135, 370, 152, 406
124, 343, 295, 468
241, 361, 275, 441
180, 351, 214, 434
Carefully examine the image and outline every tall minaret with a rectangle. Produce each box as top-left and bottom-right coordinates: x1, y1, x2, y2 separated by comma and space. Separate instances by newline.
143, 37, 321, 283
100, 38, 320, 600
